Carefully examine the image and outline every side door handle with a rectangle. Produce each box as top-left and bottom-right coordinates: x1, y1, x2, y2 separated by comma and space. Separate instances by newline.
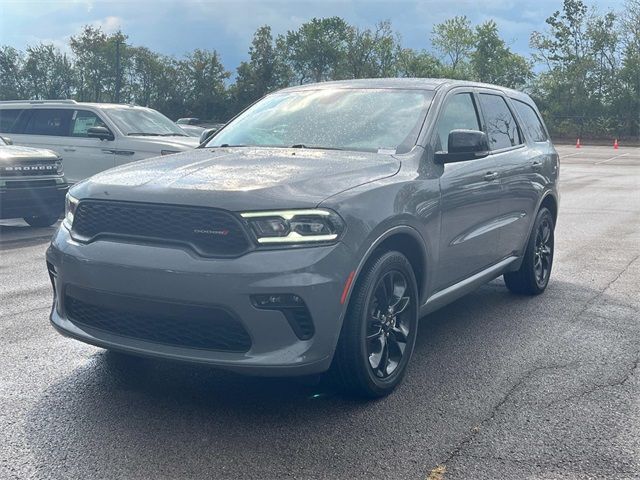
532, 161, 543, 169
102, 149, 135, 156
63, 147, 76, 152
484, 171, 499, 181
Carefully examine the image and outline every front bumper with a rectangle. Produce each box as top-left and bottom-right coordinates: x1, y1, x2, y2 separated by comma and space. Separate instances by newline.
0, 180, 67, 219
46, 226, 356, 376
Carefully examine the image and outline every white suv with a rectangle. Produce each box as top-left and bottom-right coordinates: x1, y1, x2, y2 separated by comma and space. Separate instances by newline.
0, 100, 199, 183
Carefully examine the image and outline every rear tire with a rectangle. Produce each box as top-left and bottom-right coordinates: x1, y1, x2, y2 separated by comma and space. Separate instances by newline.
504, 207, 555, 295
332, 251, 418, 398
23, 211, 61, 228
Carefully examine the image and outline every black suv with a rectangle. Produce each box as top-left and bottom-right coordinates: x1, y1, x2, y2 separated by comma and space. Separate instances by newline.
47, 79, 558, 397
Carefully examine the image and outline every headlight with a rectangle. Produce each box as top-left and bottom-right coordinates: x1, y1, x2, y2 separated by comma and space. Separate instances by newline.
240, 209, 345, 244
63, 193, 78, 230
56, 160, 63, 175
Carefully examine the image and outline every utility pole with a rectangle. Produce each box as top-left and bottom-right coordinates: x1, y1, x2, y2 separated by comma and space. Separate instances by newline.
115, 38, 122, 103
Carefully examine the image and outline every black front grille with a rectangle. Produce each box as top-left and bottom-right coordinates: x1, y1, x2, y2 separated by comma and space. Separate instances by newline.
65, 288, 252, 352
5, 179, 58, 188
72, 200, 252, 257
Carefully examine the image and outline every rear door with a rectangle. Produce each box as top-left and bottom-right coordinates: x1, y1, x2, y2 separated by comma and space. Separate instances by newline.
433, 90, 501, 290
9, 108, 72, 157
476, 91, 536, 259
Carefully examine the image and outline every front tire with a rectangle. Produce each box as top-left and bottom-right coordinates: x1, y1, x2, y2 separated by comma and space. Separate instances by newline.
332, 251, 419, 398
23, 211, 61, 228
504, 207, 555, 295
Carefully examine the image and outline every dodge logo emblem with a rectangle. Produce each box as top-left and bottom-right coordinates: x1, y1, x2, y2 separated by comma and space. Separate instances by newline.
193, 228, 230, 236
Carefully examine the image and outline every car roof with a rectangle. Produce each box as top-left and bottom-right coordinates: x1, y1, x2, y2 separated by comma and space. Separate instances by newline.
277, 78, 531, 101
0, 100, 152, 110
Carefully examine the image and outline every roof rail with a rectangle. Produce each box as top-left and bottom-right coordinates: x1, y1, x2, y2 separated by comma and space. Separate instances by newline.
0, 99, 78, 104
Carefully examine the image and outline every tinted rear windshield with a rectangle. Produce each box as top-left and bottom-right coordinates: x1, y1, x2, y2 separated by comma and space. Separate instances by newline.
207, 88, 435, 154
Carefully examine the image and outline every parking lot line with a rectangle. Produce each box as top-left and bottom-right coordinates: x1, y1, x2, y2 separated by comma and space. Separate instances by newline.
559, 152, 583, 159
595, 152, 630, 165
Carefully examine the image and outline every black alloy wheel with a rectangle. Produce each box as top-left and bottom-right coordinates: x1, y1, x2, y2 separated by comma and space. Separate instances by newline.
332, 250, 418, 398
504, 207, 555, 295
366, 270, 412, 378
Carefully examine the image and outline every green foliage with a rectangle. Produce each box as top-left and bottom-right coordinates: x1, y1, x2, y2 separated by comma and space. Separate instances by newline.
231, 26, 290, 109
530, 0, 638, 138
471, 21, 532, 88
282, 17, 351, 83
431, 16, 475, 78
0, 6, 637, 138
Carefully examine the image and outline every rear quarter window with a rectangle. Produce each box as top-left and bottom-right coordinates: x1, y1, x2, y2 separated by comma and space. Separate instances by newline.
512, 99, 548, 142
23, 109, 73, 136
478, 93, 522, 150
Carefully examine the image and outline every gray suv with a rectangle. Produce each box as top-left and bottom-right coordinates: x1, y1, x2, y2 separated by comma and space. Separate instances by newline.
46, 79, 559, 398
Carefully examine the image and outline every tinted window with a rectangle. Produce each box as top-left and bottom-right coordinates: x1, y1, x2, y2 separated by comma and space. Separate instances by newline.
434, 93, 481, 152
208, 89, 435, 154
0, 109, 23, 133
479, 94, 522, 150
71, 110, 107, 137
23, 109, 72, 136
512, 99, 547, 142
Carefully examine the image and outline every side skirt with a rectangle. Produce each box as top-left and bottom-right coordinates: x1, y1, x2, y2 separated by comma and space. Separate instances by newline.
419, 256, 519, 316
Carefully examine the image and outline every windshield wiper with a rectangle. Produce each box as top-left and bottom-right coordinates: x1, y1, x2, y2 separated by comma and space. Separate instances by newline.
159, 133, 188, 137
290, 144, 345, 151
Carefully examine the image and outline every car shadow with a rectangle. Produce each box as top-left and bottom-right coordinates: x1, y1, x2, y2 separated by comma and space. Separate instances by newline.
0, 221, 57, 250
23, 278, 636, 479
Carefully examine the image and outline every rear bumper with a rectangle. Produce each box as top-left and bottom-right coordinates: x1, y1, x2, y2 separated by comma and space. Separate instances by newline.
0, 181, 67, 219
46, 226, 356, 376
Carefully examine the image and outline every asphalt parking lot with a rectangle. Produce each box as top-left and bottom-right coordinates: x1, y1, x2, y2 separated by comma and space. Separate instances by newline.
1, 144, 639, 479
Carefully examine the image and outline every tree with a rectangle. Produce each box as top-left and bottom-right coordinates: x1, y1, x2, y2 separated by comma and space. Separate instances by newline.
395, 48, 442, 78
431, 16, 475, 77
471, 20, 532, 88
178, 49, 230, 120
617, 0, 640, 137
530, 0, 625, 138
22, 44, 75, 99
70, 26, 127, 102
283, 17, 351, 83
232, 26, 291, 109
344, 21, 399, 78
0, 46, 26, 99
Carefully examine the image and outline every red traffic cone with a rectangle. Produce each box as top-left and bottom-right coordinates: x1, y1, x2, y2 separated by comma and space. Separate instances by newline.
614, 138, 619, 150
576, 138, 581, 149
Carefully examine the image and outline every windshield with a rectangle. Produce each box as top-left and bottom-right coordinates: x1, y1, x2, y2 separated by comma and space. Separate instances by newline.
107, 107, 187, 136
207, 88, 434, 154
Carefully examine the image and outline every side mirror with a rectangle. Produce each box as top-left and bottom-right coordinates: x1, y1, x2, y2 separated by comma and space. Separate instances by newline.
87, 126, 114, 141
435, 129, 490, 164
1, 136, 13, 145
198, 127, 218, 145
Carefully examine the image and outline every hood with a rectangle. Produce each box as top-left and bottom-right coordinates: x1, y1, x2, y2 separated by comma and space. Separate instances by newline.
0, 145, 60, 163
72, 147, 400, 210
127, 135, 199, 150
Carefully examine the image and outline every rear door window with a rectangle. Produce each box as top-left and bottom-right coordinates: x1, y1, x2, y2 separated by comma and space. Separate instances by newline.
23, 109, 73, 136
434, 93, 481, 153
512, 99, 548, 142
71, 110, 108, 137
478, 94, 522, 150
0, 109, 24, 133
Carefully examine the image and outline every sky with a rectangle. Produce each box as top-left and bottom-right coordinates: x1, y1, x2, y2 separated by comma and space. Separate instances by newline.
0, 0, 624, 73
